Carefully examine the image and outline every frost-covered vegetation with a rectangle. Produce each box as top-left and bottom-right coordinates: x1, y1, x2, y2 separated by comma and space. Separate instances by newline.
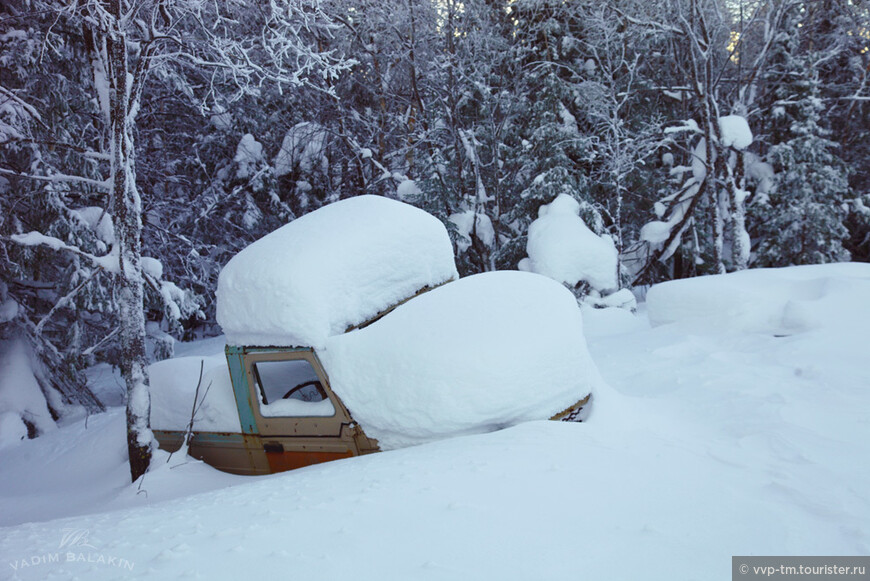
1, 0, 869, 476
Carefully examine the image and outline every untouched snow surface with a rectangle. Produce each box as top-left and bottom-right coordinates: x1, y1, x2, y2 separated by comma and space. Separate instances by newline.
1, 264, 869, 580
319, 271, 601, 449
216, 195, 458, 348
523, 194, 617, 292
647, 262, 870, 335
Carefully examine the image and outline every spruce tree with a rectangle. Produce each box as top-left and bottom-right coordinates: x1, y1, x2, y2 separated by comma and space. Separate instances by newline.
753, 8, 851, 266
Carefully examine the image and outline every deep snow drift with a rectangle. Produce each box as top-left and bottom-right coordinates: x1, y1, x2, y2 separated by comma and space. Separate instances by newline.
1, 263, 868, 581
148, 354, 241, 433
151, 271, 601, 446
216, 195, 458, 348
320, 271, 601, 449
646, 262, 870, 334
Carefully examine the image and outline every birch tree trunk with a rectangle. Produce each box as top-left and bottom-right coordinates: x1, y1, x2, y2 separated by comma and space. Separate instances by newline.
106, 0, 153, 482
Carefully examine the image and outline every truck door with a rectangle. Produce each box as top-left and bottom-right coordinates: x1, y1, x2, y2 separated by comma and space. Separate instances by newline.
243, 349, 357, 471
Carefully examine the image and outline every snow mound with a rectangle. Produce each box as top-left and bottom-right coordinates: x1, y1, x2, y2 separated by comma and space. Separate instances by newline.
396, 178, 421, 200
524, 194, 617, 292
149, 354, 242, 432
646, 263, 870, 334
319, 271, 604, 449
0, 340, 56, 448
216, 195, 458, 348
719, 114, 753, 150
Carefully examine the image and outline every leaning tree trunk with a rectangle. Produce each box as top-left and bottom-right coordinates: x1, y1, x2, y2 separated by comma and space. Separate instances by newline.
107, 4, 153, 482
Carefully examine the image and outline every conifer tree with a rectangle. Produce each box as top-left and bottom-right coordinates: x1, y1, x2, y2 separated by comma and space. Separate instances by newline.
753, 7, 851, 266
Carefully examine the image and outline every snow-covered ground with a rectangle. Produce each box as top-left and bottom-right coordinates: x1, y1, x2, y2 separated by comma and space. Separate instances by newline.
1, 264, 868, 580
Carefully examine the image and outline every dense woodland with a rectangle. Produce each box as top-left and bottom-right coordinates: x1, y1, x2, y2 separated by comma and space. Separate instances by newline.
1, 0, 869, 477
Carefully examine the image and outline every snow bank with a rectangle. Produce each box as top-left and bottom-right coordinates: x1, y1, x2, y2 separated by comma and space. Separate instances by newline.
319, 271, 603, 449
524, 194, 617, 292
0, 341, 56, 449
646, 263, 870, 334
149, 354, 241, 432
216, 195, 458, 348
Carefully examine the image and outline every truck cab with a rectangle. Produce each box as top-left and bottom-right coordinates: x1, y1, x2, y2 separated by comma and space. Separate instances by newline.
155, 346, 379, 475
152, 196, 596, 475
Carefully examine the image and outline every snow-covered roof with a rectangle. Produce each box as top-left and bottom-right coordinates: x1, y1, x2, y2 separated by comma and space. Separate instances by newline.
216, 195, 458, 348
319, 271, 604, 450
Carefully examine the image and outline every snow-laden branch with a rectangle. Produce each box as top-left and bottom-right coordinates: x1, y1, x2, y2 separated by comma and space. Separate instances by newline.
9, 231, 119, 273
0, 167, 110, 192
34, 272, 95, 336
664, 119, 702, 135
180, 0, 356, 102
611, 6, 681, 34
0, 84, 48, 130
2, 137, 112, 161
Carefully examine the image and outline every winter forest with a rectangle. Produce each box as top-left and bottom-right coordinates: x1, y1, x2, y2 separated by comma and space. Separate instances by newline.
1, 0, 870, 480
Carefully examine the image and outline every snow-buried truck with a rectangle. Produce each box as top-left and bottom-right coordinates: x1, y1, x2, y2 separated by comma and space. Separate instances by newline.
152, 195, 603, 475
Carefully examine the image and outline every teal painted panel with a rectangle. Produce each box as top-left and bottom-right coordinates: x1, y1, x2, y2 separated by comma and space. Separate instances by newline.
225, 346, 258, 435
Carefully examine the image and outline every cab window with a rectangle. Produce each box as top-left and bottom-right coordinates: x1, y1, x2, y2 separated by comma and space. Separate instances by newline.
252, 359, 336, 417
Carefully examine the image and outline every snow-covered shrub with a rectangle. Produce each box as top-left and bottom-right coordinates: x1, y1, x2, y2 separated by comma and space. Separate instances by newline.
519, 194, 621, 306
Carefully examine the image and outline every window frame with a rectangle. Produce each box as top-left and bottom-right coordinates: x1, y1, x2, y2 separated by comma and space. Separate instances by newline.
243, 349, 351, 437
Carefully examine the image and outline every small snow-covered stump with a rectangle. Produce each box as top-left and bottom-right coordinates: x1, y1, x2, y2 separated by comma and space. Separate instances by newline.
520, 194, 631, 309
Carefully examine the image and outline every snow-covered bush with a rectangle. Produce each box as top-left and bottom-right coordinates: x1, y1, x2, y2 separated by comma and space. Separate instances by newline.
519, 194, 620, 304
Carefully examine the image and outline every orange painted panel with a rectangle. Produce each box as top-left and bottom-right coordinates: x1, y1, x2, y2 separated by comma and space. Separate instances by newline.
265, 450, 354, 473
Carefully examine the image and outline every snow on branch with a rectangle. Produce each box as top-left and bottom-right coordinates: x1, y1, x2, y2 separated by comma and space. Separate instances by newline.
34, 273, 94, 337
183, 0, 356, 101
9, 232, 119, 273
10, 232, 199, 327
0, 167, 110, 192
664, 119, 701, 136
0, 84, 48, 130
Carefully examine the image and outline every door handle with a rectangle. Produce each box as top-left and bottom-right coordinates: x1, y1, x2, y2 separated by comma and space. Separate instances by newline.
263, 441, 284, 453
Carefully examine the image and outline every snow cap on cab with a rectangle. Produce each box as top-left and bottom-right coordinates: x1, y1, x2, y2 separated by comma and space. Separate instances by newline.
216, 195, 458, 348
